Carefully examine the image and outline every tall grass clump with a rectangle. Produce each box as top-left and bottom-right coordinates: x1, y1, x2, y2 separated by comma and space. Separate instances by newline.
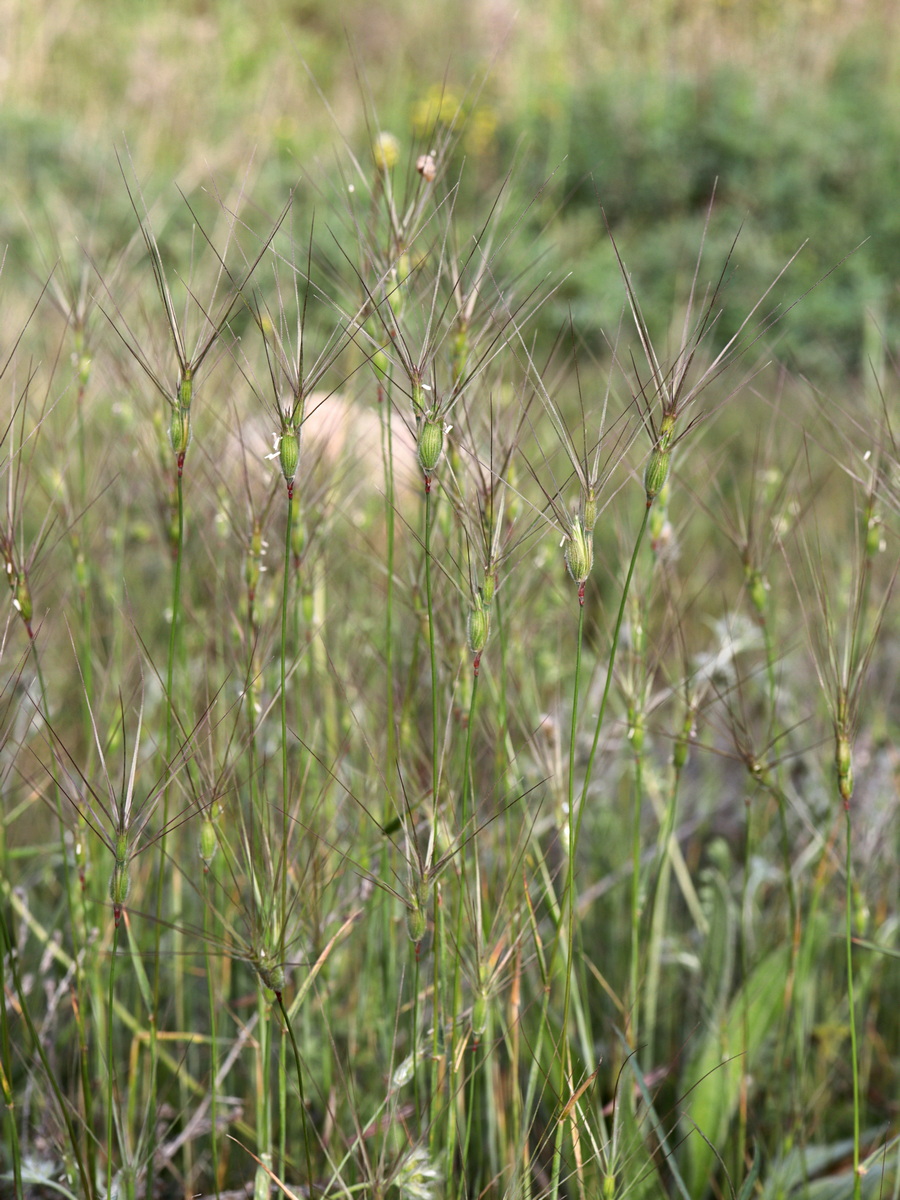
1, 94, 900, 1200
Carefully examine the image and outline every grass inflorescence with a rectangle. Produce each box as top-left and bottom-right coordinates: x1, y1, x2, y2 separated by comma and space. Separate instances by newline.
1, 107, 899, 1200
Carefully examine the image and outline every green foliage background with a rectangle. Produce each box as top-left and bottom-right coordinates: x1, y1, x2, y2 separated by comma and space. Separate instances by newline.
3, 0, 900, 377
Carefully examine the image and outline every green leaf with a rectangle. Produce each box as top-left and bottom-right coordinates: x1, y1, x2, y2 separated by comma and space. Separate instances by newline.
681, 944, 791, 1197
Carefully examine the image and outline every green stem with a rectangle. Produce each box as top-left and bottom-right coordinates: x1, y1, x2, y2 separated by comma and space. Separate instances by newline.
204, 875, 222, 1199
106, 921, 121, 1200
277, 992, 315, 1193
629, 731, 645, 1053
381, 371, 397, 817
577, 505, 651, 847
448, 669, 481, 1189
150, 463, 185, 1200
424, 488, 440, 807
846, 807, 861, 1200
281, 487, 294, 959
550, 595, 585, 1200
255, 989, 272, 1200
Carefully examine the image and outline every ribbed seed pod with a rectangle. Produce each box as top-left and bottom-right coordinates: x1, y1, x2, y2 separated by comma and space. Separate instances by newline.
279, 429, 300, 486
169, 405, 192, 457
13, 571, 32, 625
406, 900, 426, 945
673, 710, 694, 771
582, 486, 597, 533
746, 567, 768, 622
178, 370, 193, 410
255, 953, 285, 995
628, 706, 645, 755
417, 418, 446, 474
199, 816, 218, 870
481, 570, 496, 608
109, 833, 131, 924
564, 515, 593, 585
644, 445, 671, 503
472, 988, 489, 1039
836, 732, 853, 805
411, 374, 427, 418
466, 592, 491, 657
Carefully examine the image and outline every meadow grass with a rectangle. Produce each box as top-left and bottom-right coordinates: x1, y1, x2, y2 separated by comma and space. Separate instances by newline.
2, 67, 900, 1200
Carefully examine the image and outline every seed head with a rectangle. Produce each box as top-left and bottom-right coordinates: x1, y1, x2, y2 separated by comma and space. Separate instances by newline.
199, 816, 219, 870
673, 710, 694, 771
644, 445, 671, 504
628, 707, 645, 756
582, 485, 598, 534
564, 514, 593, 587
865, 509, 883, 558
417, 418, 447, 475
255, 952, 286, 995
371, 346, 389, 384
169, 406, 192, 457
746, 566, 768, 623
109, 835, 131, 925
406, 900, 427, 945
466, 591, 491, 657
279, 429, 300, 487
178, 370, 194, 410
12, 571, 33, 625
835, 732, 853, 807
395, 1146, 441, 1200
472, 989, 489, 1039
481, 570, 496, 608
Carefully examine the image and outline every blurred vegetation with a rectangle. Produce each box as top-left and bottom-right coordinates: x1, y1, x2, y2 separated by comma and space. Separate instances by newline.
3, 0, 900, 379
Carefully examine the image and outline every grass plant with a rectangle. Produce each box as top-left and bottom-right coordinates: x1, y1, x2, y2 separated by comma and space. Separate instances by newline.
1, 98, 900, 1200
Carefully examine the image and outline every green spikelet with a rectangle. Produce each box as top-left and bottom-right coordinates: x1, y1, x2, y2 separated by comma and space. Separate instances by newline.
198, 806, 221, 870
836, 732, 853, 805
13, 571, 32, 625
645, 414, 676, 502
564, 514, 593, 585
406, 900, 426, 945
169, 405, 192, 457
417, 418, 446, 474
411, 371, 427, 419
466, 590, 491, 657
109, 832, 131, 918
644, 446, 671, 503
628, 705, 645, 755
177, 369, 193, 410
279, 429, 300, 486
582, 486, 597, 533
255, 950, 285, 995
746, 565, 768, 622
